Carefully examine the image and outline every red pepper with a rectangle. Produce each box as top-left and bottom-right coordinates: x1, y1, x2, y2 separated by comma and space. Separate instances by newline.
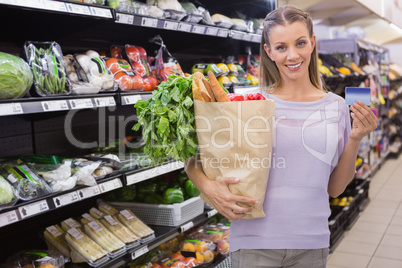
245, 94, 255, 101
253, 93, 266, 100
227, 94, 245, 102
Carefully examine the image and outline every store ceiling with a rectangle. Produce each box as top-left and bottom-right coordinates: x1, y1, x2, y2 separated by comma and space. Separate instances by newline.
278, 0, 402, 45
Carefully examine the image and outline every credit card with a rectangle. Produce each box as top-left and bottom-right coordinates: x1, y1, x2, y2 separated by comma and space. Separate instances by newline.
345, 87, 370, 105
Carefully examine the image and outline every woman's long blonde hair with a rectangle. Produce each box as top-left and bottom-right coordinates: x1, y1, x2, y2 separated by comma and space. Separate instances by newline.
260, 5, 323, 92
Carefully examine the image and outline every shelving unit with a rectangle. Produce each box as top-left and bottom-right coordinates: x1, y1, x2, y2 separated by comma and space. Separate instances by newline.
0, 0, 272, 266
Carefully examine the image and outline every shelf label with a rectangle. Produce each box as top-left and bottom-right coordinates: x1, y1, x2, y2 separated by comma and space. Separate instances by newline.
180, 221, 194, 233
192, 25, 206, 34
99, 178, 122, 193
77, 185, 101, 199
89, 6, 113, 18
0, 103, 23, 116
66, 3, 91, 15
0, 210, 18, 228
132, 246, 148, 259
231, 30, 244, 40
41, 100, 69, 112
207, 209, 218, 218
252, 34, 261, 43
141, 17, 158, 28
94, 97, 116, 107
53, 191, 80, 208
19, 200, 49, 219
242, 33, 253, 42
90, 207, 104, 218
45, 1, 67, 12
217, 29, 229, 38
116, 13, 134, 24
178, 22, 192, 32
205, 27, 219, 36
69, 99, 94, 109
124, 95, 142, 105
126, 161, 184, 185
82, 213, 95, 222
164, 21, 178, 30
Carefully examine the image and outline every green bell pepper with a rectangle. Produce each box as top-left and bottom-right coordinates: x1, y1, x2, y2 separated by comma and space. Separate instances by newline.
163, 188, 184, 204
185, 179, 200, 197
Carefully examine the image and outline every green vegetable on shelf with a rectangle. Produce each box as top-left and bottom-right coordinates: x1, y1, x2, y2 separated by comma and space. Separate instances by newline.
185, 179, 200, 198
133, 75, 198, 165
143, 193, 164, 204
116, 184, 137, 202
0, 175, 15, 204
163, 188, 184, 204
137, 181, 158, 201
0, 52, 33, 99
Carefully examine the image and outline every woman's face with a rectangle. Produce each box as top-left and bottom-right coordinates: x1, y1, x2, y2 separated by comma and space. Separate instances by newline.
264, 21, 316, 83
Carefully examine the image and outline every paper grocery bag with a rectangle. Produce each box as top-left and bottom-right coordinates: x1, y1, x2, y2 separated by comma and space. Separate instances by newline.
194, 99, 275, 219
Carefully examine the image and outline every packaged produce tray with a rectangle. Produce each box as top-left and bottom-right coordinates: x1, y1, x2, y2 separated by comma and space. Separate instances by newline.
109, 197, 205, 226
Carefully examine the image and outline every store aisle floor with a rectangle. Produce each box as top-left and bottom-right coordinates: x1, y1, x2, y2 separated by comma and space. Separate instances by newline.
327, 153, 402, 268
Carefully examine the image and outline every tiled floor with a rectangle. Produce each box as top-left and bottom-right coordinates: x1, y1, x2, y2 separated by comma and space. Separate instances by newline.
327, 153, 402, 268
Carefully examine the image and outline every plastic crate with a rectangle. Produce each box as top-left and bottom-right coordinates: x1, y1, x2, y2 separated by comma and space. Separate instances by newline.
329, 206, 347, 251
109, 197, 205, 226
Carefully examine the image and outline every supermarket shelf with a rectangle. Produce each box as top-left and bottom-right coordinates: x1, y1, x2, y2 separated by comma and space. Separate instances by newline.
0, 0, 114, 19
0, 94, 117, 116
115, 12, 261, 43
73, 209, 219, 268
0, 161, 184, 229
118, 92, 153, 106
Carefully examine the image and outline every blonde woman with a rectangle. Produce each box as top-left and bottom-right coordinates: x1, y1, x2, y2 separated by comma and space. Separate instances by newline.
186, 5, 378, 267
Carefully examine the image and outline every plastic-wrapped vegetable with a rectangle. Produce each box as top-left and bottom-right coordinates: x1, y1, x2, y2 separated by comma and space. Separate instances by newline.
211, 14, 233, 28
1, 160, 52, 201
0, 175, 18, 210
6, 250, 65, 268
0, 52, 33, 99
24, 41, 71, 96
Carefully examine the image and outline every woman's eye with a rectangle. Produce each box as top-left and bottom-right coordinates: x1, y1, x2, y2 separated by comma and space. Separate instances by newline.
276, 45, 286, 51
297, 41, 306, 46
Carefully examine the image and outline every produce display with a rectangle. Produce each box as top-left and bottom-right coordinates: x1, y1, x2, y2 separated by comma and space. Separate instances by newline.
5, 250, 65, 268
0, 52, 33, 99
24, 41, 70, 96
0, 175, 18, 209
74, 50, 117, 92
106, 57, 144, 91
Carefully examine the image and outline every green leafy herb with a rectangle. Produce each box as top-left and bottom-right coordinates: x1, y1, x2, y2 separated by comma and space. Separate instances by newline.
133, 75, 198, 165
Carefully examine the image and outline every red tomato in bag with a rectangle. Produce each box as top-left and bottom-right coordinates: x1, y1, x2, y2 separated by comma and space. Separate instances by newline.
126, 46, 140, 62
227, 94, 245, 102
136, 46, 147, 59
131, 75, 144, 91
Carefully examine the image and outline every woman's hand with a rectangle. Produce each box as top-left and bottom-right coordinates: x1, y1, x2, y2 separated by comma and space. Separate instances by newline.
203, 177, 259, 221
349, 100, 378, 142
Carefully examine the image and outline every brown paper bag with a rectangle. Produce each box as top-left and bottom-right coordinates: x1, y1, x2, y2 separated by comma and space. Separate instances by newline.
194, 99, 275, 219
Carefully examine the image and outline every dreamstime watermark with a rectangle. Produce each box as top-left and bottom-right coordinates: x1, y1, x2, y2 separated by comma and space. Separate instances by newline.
61, 100, 344, 167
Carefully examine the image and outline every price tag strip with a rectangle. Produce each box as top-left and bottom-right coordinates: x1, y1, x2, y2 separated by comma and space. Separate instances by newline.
132, 246, 148, 260
116, 13, 134, 24
230, 30, 244, 40
217, 29, 229, 38
180, 221, 194, 233
207, 209, 218, 218
205, 27, 219, 36
99, 178, 122, 193
77, 185, 101, 199
123, 95, 142, 105
141, 17, 158, 28
69, 99, 94, 109
0, 210, 19, 228
18, 199, 49, 219
192, 25, 206, 35
41, 100, 69, 112
178, 22, 192, 32
89, 6, 113, 18
66, 3, 91, 15
94, 97, 116, 107
164, 21, 178, 30
0, 103, 23, 116
53, 191, 80, 208
126, 161, 184, 185
251, 34, 262, 43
